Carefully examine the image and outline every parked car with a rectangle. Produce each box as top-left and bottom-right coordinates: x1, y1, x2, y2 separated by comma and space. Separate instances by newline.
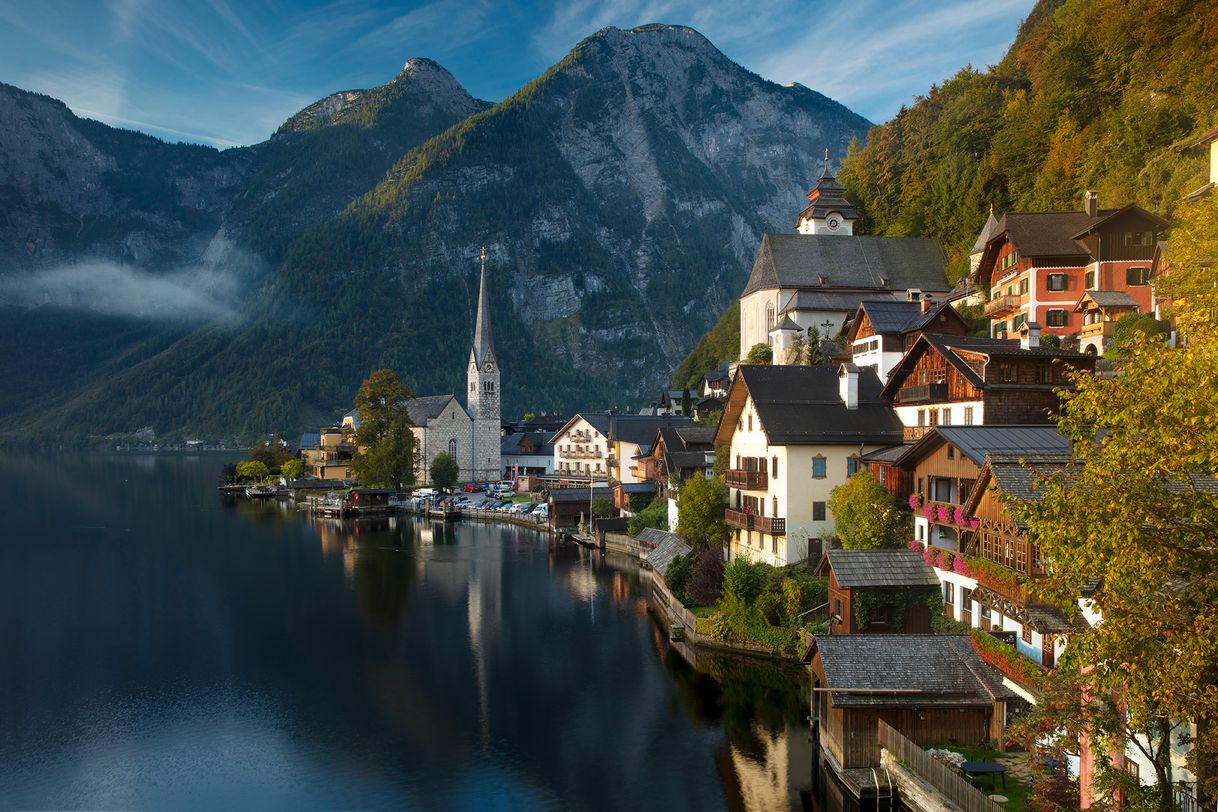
462, 483, 480, 492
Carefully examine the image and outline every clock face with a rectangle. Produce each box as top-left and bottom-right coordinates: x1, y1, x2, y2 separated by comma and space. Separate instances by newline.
484, 362, 494, 372
827, 215, 841, 231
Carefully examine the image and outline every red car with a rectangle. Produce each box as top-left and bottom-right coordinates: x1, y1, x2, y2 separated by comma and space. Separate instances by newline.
462, 483, 480, 492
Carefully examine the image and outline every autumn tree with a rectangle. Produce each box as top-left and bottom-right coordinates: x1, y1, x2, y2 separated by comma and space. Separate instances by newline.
281, 459, 303, 480
352, 369, 416, 489
676, 473, 728, 548
235, 460, 270, 481
1019, 197, 1218, 806
828, 472, 907, 549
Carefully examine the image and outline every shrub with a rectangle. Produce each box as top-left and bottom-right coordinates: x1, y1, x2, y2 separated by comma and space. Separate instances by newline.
756, 586, 783, 625
688, 547, 725, 605
627, 497, 668, 536
664, 554, 692, 604
722, 558, 763, 606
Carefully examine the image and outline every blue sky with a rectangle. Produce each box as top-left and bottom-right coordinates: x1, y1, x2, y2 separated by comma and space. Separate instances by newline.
0, 0, 1036, 149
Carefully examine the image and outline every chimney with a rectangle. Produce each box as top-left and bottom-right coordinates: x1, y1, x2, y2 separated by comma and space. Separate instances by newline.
1020, 321, 1042, 349
838, 363, 859, 410
1084, 189, 1098, 218
906, 289, 922, 302
920, 294, 936, 314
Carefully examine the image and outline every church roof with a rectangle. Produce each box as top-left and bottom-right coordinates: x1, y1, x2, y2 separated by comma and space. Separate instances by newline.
970, 209, 1000, 255
472, 251, 496, 366
742, 234, 950, 297
406, 394, 460, 424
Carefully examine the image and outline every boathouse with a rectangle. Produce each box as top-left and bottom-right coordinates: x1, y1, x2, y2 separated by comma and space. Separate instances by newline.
815, 549, 941, 634
805, 634, 1012, 770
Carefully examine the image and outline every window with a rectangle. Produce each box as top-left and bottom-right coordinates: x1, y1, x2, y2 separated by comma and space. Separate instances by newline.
1006, 285, 1014, 297
993, 321, 1006, 338
1013, 313, 1028, 330
1126, 266, 1150, 286
1040, 365, 1055, 384
812, 456, 826, 478
1047, 273, 1067, 291
1000, 250, 1019, 271
772, 456, 778, 479
940, 408, 950, 426
917, 409, 926, 427
772, 496, 778, 517
917, 477, 923, 495
747, 414, 752, 431
847, 456, 860, 476
1124, 231, 1152, 247
1018, 278, 1029, 295
1021, 626, 1033, 644
765, 301, 775, 334
944, 582, 955, 605
928, 409, 938, 427
961, 587, 972, 612
735, 454, 740, 469
1045, 308, 1068, 327
448, 438, 457, 456
1085, 269, 1096, 289
964, 406, 974, 425
947, 444, 955, 460
772, 535, 778, 555
812, 501, 826, 521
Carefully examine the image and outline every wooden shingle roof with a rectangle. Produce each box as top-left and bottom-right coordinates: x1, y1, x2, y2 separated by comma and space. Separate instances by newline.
820, 549, 940, 588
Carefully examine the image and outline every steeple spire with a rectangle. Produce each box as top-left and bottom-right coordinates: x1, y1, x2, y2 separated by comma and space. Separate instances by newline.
473, 245, 495, 366
822, 147, 830, 177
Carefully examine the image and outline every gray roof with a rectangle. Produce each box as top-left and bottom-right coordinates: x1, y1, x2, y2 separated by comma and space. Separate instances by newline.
644, 531, 691, 576
784, 290, 900, 314
1081, 290, 1138, 309
985, 452, 1075, 505
549, 486, 613, 503
736, 365, 904, 445
406, 394, 460, 424
881, 333, 1094, 397
812, 635, 1013, 707
743, 234, 950, 297
501, 430, 554, 456
472, 256, 496, 367
860, 444, 910, 464
298, 432, 321, 450
856, 300, 925, 333
993, 211, 1109, 258
970, 209, 1000, 254
824, 549, 940, 588
610, 414, 692, 445
925, 426, 1072, 467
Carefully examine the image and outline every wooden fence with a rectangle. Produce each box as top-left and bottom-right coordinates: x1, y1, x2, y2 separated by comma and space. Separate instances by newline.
878, 720, 1004, 812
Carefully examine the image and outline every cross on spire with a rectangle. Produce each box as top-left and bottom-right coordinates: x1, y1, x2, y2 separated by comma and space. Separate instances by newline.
823, 147, 830, 176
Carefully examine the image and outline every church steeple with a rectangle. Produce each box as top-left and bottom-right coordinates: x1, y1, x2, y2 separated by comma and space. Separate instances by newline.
795, 147, 858, 235
472, 246, 496, 367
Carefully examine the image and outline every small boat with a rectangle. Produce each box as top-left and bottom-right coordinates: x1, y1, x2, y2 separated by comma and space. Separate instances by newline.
244, 485, 277, 498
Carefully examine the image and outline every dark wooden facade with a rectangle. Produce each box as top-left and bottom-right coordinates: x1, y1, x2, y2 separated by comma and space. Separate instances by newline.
817, 562, 935, 635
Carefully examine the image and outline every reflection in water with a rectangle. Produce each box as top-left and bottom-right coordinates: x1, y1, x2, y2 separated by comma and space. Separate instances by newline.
1, 454, 822, 811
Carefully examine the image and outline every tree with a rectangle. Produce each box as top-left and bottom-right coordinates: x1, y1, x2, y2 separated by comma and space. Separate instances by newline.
828, 472, 907, 549
235, 460, 270, 481
688, 548, 725, 605
680, 387, 692, 415
281, 459, 303, 480
1107, 312, 1165, 357
664, 554, 692, 604
744, 343, 772, 365
677, 473, 727, 548
429, 452, 460, 490
722, 558, 762, 606
1018, 197, 1218, 806
628, 497, 668, 535
590, 496, 615, 519
248, 437, 292, 470
522, 412, 536, 423
352, 369, 416, 489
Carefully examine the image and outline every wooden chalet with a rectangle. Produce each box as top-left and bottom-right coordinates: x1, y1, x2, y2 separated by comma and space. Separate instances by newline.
815, 550, 941, 634
880, 332, 1095, 440
1073, 290, 1140, 356
805, 635, 1012, 769
958, 452, 1083, 667
845, 299, 970, 379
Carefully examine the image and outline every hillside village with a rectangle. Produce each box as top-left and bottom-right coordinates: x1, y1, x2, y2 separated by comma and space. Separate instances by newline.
256, 127, 1218, 812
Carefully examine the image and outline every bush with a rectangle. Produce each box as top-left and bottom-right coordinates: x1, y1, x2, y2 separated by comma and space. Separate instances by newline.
828, 472, 908, 549
665, 554, 692, 604
722, 558, 763, 606
628, 497, 668, 535
688, 547, 725, 605
756, 586, 783, 625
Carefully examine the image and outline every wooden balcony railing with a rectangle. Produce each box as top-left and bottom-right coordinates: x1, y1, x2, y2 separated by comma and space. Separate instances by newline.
984, 295, 1021, 317
725, 508, 751, 530
898, 383, 949, 404
753, 516, 786, 535
1080, 321, 1113, 339
725, 469, 767, 489
904, 425, 933, 441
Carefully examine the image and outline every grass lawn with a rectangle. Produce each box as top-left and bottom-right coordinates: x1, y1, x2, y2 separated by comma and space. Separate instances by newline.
932, 743, 1030, 812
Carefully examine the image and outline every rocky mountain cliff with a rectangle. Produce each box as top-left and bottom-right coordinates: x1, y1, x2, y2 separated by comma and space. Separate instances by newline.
0, 25, 870, 442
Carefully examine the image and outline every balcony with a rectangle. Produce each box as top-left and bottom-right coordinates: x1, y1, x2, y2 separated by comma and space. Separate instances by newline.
903, 425, 932, 441
567, 448, 602, 459
725, 508, 752, 530
1080, 321, 1114, 340
984, 295, 1021, 317
724, 509, 785, 535
753, 516, 786, 535
898, 383, 948, 404
725, 469, 767, 489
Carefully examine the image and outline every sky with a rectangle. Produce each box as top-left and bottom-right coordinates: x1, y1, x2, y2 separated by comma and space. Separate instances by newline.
0, 0, 1037, 149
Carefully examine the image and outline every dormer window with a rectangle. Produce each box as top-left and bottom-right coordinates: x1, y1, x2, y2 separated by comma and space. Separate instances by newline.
817, 274, 828, 285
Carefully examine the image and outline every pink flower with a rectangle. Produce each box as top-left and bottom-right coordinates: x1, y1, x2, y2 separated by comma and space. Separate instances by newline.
923, 504, 935, 519
908, 539, 924, 552
969, 518, 980, 530
953, 507, 967, 526
953, 555, 969, 575
908, 494, 922, 510
936, 504, 952, 523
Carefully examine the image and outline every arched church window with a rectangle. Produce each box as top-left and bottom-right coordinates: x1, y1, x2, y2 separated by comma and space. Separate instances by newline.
449, 438, 457, 456
765, 302, 775, 334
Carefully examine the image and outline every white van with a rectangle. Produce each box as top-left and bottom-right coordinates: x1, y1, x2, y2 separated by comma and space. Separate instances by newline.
494, 480, 514, 496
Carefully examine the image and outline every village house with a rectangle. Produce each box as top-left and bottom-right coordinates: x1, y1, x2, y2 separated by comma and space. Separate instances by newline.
551, 413, 611, 482
815, 549, 941, 635
973, 192, 1169, 344
606, 414, 692, 514
702, 363, 731, 397
716, 364, 904, 567
1072, 290, 1141, 355
500, 429, 555, 479
805, 635, 1013, 770
302, 424, 356, 480
879, 327, 1095, 441
634, 425, 716, 530
739, 166, 951, 362
844, 299, 970, 380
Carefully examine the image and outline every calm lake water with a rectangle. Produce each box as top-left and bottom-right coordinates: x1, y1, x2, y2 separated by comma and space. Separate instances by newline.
0, 453, 817, 810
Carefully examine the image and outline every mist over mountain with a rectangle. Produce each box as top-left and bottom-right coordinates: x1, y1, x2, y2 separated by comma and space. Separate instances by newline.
0, 25, 870, 442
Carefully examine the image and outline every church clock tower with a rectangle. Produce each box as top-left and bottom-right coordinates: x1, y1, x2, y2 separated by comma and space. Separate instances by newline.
467, 247, 502, 482
795, 149, 858, 235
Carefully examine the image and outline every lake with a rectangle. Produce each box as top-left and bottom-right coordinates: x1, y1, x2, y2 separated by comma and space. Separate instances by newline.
0, 453, 819, 810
